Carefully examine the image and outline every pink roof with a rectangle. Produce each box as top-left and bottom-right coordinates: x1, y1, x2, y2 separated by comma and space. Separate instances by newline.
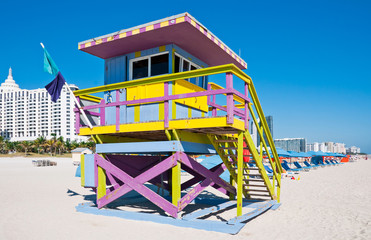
78, 13, 247, 69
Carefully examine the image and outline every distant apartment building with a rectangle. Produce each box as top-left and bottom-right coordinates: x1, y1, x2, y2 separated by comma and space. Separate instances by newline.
274, 138, 306, 152
306, 143, 313, 152
318, 142, 326, 152
0, 68, 85, 142
325, 142, 334, 152
333, 143, 346, 154
306, 141, 347, 154
306, 142, 320, 152
251, 115, 273, 147
346, 146, 361, 154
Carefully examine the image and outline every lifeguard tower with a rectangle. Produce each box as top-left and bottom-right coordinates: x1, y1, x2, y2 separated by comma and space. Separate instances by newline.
75, 13, 282, 233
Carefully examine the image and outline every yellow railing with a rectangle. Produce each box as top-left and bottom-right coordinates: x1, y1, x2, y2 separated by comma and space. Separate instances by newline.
74, 63, 281, 174
73, 64, 250, 97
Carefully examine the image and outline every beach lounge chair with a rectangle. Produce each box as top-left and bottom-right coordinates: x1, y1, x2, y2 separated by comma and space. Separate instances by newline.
329, 160, 339, 166
264, 165, 273, 173
293, 161, 311, 171
304, 160, 318, 169
333, 160, 344, 165
281, 161, 301, 172
325, 160, 336, 166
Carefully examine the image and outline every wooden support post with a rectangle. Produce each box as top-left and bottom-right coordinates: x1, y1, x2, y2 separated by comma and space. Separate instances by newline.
172, 130, 181, 209
80, 154, 85, 187
115, 89, 120, 131
100, 99, 105, 126
165, 130, 181, 210
229, 174, 236, 200
97, 165, 106, 199
172, 162, 181, 207
237, 131, 243, 216
164, 82, 169, 128
226, 73, 234, 124
92, 135, 107, 202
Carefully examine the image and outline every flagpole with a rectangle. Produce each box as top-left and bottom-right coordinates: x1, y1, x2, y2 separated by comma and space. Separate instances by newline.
40, 43, 93, 129
64, 81, 93, 129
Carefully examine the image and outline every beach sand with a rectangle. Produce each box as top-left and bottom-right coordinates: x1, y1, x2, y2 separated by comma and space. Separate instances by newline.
0, 157, 370, 240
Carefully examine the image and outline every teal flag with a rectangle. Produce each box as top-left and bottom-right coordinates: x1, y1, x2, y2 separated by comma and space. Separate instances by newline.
43, 48, 59, 76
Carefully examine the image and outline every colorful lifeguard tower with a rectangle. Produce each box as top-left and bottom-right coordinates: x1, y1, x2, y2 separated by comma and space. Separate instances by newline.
75, 13, 282, 233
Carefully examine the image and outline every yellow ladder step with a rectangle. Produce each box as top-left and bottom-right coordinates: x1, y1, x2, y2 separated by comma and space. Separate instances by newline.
215, 139, 238, 143
243, 184, 267, 188
219, 147, 249, 150
243, 173, 261, 177
244, 188, 270, 193
224, 154, 252, 158
243, 178, 264, 182
247, 193, 271, 197
231, 166, 258, 170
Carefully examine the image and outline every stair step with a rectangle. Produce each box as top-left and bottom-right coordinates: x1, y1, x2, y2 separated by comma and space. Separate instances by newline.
230, 159, 256, 163
215, 139, 237, 143
243, 184, 267, 188
243, 173, 261, 177
219, 147, 249, 150
243, 179, 264, 182
244, 188, 270, 193
224, 154, 252, 158
231, 167, 258, 170
247, 193, 271, 197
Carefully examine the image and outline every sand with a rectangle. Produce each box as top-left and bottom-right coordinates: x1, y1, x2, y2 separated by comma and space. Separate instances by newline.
0, 157, 370, 240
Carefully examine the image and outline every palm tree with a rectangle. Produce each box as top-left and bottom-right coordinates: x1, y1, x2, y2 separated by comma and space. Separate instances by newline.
19, 141, 33, 156
0, 136, 5, 154
65, 139, 72, 152
44, 139, 54, 156
5, 141, 15, 153
56, 136, 65, 155
34, 136, 46, 154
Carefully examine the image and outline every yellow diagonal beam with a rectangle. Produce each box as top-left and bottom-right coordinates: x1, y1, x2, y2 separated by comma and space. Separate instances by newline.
248, 103, 281, 185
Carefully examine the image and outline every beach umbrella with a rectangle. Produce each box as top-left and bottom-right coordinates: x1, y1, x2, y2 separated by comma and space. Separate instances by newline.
265, 147, 292, 157
307, 151, 328, 156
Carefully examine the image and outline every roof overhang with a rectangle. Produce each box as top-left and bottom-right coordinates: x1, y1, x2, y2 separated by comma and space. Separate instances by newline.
78, 13, 247, 69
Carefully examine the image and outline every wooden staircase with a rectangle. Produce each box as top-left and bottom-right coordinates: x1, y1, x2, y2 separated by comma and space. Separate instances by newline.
208, 132, 281, 202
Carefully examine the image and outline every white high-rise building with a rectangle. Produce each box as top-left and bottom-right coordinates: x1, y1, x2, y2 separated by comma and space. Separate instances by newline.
0, 68, 85, 142
334, 143, 346, 154
318, 142, 327, 152
347, 146, 361, 154
313, 142, 319, 152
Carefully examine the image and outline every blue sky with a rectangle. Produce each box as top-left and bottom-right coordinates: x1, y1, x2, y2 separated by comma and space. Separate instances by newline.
0, 0, 370, 152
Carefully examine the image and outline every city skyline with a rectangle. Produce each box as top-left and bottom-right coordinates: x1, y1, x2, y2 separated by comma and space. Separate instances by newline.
0, 68, 85, 142
0, 1, 370, 152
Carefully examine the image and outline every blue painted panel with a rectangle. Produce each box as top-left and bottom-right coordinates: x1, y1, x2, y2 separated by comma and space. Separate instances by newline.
104, 55, 126, 85
76, 203, 245, 234
175, 103, 188, 119
119, 89, 127, 124
96, 141, 215, 154
191, 108, 202, 118
126, 106, 135, 123
140, 103, 159, 122
96, 141, 183, 154
181, 142, 216, 154
84, 154, 96, 187
104, 90, 126, 125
